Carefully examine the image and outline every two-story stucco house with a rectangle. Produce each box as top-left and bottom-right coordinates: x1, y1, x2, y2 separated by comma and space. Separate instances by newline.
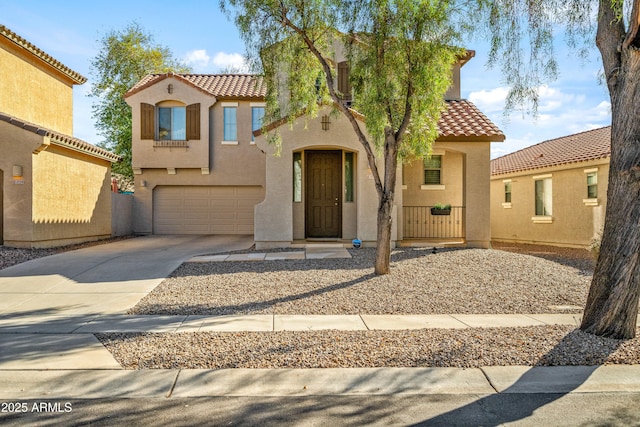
126, 50, 504, 248
0, 25, 120, 248
491, 126, 611, 248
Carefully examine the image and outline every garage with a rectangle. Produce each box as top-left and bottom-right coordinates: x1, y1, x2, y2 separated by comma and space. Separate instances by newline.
153, 186, 264, 234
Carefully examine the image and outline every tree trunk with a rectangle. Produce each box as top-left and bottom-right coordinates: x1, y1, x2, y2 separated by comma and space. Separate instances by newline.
580, 34, 640, 339
374, 194, 394, 275
374, 130, 400, 275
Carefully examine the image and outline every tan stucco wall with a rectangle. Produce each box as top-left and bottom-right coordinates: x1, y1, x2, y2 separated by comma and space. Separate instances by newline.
255, 106, 401, 248
491, 159, 609, 248
127, 81, 267, 234
1, 122, 113, 247
0, 122, 40, 244
127, 77, 212, 170
0, 37, 74, 134
402, 141, 492, 247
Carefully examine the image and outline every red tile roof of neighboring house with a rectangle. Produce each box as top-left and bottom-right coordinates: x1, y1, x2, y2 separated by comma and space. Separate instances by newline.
0, 25, 87, 85
437, 100, 505, 142
491, 126, 611, 176
125, 73, 266, 99
0, 113, 121, 163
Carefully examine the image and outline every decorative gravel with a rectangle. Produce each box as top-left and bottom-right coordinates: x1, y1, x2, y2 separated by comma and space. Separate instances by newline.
130, 248, 592, 315
97, 325, 640, 369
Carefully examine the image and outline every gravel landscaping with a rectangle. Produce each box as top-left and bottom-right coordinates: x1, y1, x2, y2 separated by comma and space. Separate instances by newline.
130, 247, 592, 315
97, 325, 640, 369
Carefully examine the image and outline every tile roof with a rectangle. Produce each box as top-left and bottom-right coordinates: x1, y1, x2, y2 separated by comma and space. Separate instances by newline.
0, 25, 87, 85
0, 113, 121, 163
491, 126, 611, 176
258, 100, 504, 142
437, 100, 505, 141
125, 73, 266, 99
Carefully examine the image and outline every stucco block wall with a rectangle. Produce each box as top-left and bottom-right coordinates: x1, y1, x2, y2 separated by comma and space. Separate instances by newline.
112, 193, 133, 237
491, 160, 609, 248
0, 38, 74, 135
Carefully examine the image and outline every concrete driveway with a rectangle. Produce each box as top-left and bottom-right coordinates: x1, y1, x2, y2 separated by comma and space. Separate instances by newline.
0, 235, 253, 317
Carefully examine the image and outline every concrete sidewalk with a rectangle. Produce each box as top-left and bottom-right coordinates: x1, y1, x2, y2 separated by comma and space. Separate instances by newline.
1, 236, 639, 402
2, 365, 640, 399
0, 312, 588, 334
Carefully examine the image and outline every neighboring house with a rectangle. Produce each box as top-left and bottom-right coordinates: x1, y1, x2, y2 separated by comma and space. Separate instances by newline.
126, 50, 504, 248
0, 25, 120, 248
491, 126, 611, 248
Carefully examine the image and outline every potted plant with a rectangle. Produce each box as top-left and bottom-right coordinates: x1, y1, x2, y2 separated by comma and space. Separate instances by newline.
431, 203, 452, 216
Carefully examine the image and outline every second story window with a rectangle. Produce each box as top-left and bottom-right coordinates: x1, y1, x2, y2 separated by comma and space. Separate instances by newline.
223, 106, 237, 141
158, 106, 186, 140
140, 102, 200, 142
251, 106, 265, 142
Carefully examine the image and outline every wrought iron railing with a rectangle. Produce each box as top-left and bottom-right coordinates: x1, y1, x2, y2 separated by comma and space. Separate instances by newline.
402, 206, 465, 239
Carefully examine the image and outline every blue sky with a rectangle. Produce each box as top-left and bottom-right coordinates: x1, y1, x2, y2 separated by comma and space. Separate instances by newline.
3, 0, 611, 158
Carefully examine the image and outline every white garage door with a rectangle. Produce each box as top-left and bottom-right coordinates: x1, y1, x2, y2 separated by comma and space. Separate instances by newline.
153, 186, 264, 234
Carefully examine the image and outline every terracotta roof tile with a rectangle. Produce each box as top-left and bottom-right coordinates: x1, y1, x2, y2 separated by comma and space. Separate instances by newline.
0, 113, 121, 162
125, 74, 266, 99
437, 100, 505, 141
0, 25, 87, 85
491, 126, 611, 176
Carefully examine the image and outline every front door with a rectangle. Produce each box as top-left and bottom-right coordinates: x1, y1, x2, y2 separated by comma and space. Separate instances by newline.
306, 151, 342, 238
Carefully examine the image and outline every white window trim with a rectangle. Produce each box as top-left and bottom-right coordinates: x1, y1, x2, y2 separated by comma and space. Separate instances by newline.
532, 216, 553, 224
583, 168, 599, 174
502, 202, 512, 209
221, 140, 239, 145
221, 102, 239, 107
583, 198, 600, 206
401, 185, 408, 190
532, 173, 552, 180
421, 184, 446, 190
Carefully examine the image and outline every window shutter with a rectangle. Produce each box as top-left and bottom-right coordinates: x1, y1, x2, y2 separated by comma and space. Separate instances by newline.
140, 103, 155, 140
186, 103, 201, 140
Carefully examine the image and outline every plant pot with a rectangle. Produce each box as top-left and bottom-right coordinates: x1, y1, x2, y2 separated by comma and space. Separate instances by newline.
430, 208, 451, 216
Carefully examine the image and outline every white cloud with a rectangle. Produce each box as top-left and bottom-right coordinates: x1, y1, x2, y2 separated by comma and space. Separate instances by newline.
184, 49, 211, 71
212, 52, 248, 73
468, 87, 509, 114
471, 84, 611, 158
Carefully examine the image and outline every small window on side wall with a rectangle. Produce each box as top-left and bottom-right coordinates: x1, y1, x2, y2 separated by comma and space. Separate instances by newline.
535, 178, 552, 216
504, 181, 512, 203
587, 172, 598, 198
423, 155, 442, 185
251, 106, 265, 141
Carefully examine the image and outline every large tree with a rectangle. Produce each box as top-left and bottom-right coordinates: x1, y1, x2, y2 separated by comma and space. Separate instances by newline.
89, 22, 191, 177
481, 0, 640, 339
224, 0, 640, 339
221, 0, 463, 274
